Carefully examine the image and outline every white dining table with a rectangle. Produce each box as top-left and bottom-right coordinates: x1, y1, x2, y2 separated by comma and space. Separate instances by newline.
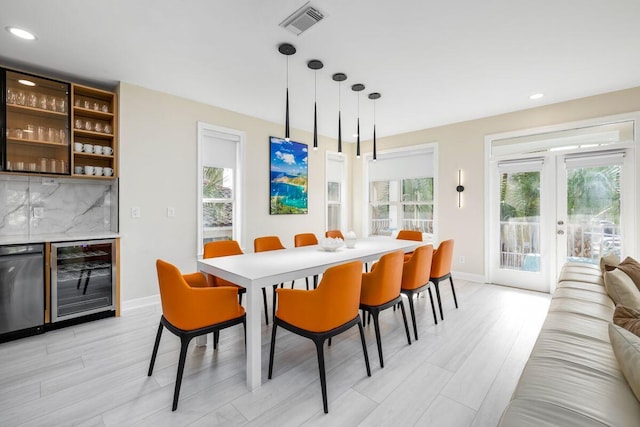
197, 237, 421, 390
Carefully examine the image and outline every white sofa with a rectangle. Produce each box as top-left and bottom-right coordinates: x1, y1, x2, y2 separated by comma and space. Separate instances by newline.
499, 262, 640, 426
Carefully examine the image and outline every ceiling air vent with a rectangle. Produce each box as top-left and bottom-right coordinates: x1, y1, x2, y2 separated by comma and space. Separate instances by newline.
279, 2, 324, 35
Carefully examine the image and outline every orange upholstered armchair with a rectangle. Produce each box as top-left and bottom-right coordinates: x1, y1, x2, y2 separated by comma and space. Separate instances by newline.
401, 244, 436, 340
294, 233, 319, 289
360, 250, 411, 368
396, 229, 423, 261
254, 236, 287, 324
149, 259, 245, 411
268, 260, 371, 413
430, 239, 458, 320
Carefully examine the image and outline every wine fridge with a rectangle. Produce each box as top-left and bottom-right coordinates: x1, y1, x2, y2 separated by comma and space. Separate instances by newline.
51, 239, 116, 322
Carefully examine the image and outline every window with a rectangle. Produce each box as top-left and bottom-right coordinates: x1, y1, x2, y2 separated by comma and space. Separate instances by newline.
326, 153, 347, 231
366, 145, 436, 239
197, 122, 244, 256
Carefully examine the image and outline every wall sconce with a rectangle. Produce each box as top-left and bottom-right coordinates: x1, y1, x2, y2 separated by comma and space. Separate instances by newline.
456, 169, 465, 208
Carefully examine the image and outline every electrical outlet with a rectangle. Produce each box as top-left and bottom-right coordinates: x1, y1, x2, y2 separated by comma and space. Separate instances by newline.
459, 256, 465, 264
167, 207, 175, 217
131, 207, 141, 218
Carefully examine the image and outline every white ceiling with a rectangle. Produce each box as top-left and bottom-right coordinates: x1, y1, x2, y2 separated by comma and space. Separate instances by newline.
2, 0, 640, 143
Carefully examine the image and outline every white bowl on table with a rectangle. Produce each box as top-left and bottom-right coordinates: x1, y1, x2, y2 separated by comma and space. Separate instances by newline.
319, 237, 344, 252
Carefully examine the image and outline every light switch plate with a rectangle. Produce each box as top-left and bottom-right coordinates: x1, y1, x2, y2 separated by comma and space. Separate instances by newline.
167, 207, 175, 217
131, 207, 141, 218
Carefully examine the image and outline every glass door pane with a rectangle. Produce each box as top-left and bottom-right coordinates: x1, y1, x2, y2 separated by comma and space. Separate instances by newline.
565, 164, 622, 263
499, 170, 541, 272
202, 166, 233, 245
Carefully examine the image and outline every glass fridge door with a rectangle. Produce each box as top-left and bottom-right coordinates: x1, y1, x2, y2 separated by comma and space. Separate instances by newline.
51, 239, 115, 322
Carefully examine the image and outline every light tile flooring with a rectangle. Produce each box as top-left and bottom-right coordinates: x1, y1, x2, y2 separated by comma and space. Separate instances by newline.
0, 279, 551, 426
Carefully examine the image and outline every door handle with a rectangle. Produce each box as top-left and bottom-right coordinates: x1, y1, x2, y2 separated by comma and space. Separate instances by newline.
557, 230, 565, 235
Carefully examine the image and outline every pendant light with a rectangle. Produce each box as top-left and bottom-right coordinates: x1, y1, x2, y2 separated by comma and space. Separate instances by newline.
368, 92, 381, 161
332, 73, 347, 153
352, 83, 365, 158
308, 60, 323, 151
278, 43, 296, 141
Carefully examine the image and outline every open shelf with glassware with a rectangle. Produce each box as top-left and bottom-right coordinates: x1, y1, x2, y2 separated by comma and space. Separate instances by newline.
71, 84, 117, 178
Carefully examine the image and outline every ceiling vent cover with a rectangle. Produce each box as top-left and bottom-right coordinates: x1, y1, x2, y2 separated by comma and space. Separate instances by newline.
280, 2, 324, 35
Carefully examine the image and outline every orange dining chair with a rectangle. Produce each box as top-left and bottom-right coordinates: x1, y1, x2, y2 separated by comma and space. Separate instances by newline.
430, 239, 458, 320
325, 230, 344, 240
149, 260, 245, 411
360, 250, 411, 368
294, 233, 319, 289
396, 229, 423, 261
401, 245, 437, 340
268, 260, 370, 413
254, 236, 287, 324
182, 240, 270, 326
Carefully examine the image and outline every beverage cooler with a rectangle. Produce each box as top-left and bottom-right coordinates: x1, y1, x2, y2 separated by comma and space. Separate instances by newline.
51, 239, 116, 322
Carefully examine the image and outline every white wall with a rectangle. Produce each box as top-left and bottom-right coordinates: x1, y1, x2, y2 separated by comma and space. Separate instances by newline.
118, 83, 337, 301
118, 82, 640, 302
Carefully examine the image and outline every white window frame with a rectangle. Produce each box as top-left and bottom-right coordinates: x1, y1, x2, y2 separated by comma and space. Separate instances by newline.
362, 143, 438, 243
196, 122, 245, 257
325, 151, 347, 231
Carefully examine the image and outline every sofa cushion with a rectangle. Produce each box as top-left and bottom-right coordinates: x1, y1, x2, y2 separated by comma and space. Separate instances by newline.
604, 268, 640, 309
556, 280, 608, 295
609, 323, 640, 402
552, 287, 615, 307
499, 399, 610, 427
613, 305, 640, 337
558, 270, 604, 285
617, 257, 640, 291
600, 253, 620, 272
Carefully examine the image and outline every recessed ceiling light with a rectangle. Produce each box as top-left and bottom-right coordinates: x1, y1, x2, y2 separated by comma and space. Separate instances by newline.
6, 26, 37, 41
529, 93, 544, 100
18, 79, 36, 87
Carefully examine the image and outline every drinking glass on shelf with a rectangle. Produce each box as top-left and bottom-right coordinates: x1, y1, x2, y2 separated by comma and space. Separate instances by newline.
101, 104, 109, 113
17, 90, 26, 106
47, 96, 57, 112
59, 129, 67, 143
40, 158, 48, 172
37, 126, 46, 141
25, 124, 35, 138
94, 123, 103, 133
74, 99, 81, 107
49, 159, 57, 173
38, 94, 47, 109
14, 128, 23, 139
16, 161, 24, 170
59, 98, 67, 113
48, 127, 58, 142
83, 100, 90, 109
75, 119, 83, 129
6, 88, 16, 104
104, 124, 112, 134
28, 162, 37, 172
27, 92, 37, 107
84, 120, 92, 131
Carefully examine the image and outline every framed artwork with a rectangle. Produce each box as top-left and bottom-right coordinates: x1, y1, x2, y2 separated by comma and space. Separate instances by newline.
270, 136, 308, 214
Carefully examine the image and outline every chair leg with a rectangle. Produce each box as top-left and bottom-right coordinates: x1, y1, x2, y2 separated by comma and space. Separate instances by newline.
148, 321, 164, 376
407, 294, 419, 340
313, 275, 318, 289
372, 311, 384, 368
213, 331, 220, 349
272, 284, 279, 321
268, 321, 278, 379
433, 281, 444, 320
262, 288, 269, 325
291, 279, 296, 289
238, 292, 243, 306
427, 287, 438, 325
172, 335, 191, 411
450, 276, 459, 308
305, 277, 309, 290
357, 319, 372, 377
398, 300, 412, 345
314, 338, 329, 413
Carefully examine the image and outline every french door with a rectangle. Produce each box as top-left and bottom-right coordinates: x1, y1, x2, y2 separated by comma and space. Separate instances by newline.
489, 148, 633, 292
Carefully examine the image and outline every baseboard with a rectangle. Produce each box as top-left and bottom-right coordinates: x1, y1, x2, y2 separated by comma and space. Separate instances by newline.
121, 294, 160, 312
451, 271, 486, 283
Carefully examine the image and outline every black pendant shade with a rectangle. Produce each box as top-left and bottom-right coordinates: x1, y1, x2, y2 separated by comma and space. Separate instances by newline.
332, 73, 347, 153
308, 60, 323, 151
369, 92, 381, 161
352, 84, 365, 158
278, 43, 296, 141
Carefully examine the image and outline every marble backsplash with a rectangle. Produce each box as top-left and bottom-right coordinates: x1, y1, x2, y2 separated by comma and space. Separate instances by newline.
0, 175, 118, 237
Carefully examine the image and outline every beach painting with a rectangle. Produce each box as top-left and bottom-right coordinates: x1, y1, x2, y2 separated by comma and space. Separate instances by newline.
270, 136, 308, 214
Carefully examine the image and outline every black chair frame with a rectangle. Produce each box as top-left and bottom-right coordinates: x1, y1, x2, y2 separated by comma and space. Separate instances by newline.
148, 313, 246, 411
268, 315, 371, 414
401, 283, 438, 340
431, 272, 458, 321
360, 295, 412, 368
